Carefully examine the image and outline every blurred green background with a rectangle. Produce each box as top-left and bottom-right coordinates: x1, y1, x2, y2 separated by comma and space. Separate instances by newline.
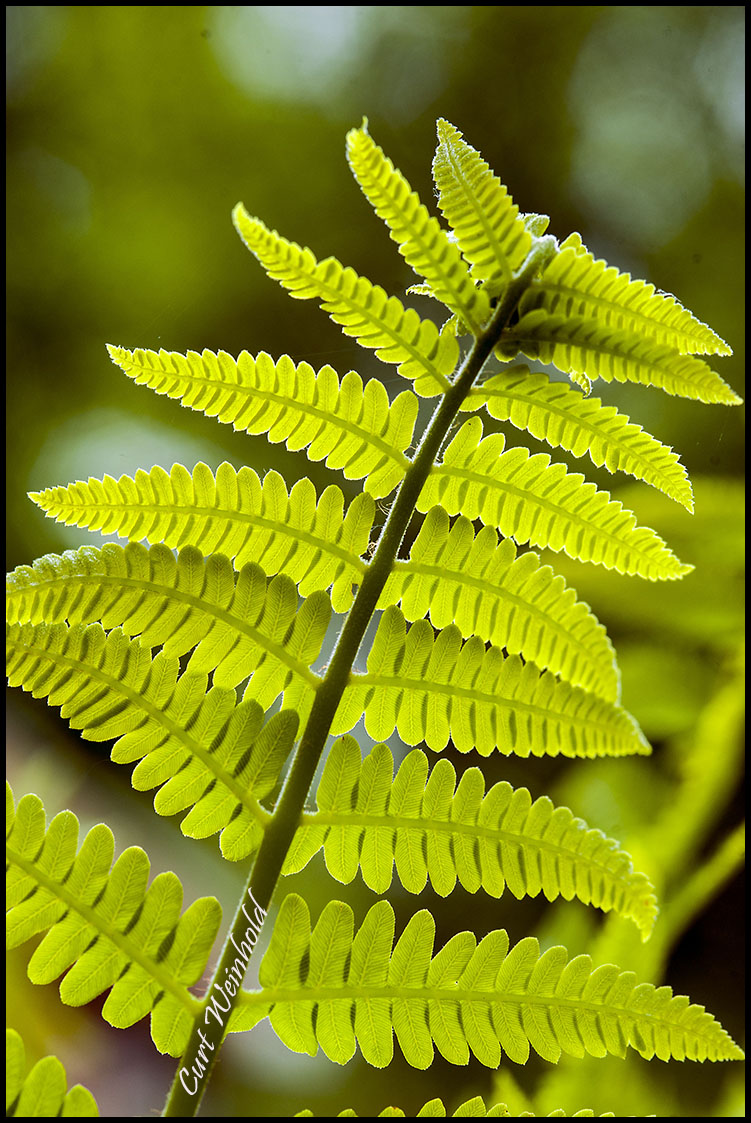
6, 5, 744, 1118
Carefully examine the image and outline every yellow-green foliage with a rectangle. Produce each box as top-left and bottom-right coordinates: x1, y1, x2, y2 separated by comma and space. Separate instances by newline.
6, 118, 743, 1117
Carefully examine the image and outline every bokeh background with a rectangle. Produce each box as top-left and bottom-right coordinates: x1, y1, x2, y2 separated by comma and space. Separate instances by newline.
6, 6, 744, 1118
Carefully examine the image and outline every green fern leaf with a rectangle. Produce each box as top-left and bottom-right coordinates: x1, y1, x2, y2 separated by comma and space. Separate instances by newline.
433, 119, 532, 286
379, 505, 619, 702
232, 204, 458, 397
107, 345, 417, 500
529, 234, 732, 357
420, 418, 692, 580
28, 462, 372, 612
284, 739, 657, 937
522, 212, 552, 237
345, 121, 491, 334
6, 622, 299, 859
6, 785, 221, 1057
500, 309, 740, 405
465, 365, 694, 512
296, 1098, 617, 1117
6, 543, 328, 724
332, 607, 648, 758
5, 1028, 99, 1117
230, 894, 744, 1067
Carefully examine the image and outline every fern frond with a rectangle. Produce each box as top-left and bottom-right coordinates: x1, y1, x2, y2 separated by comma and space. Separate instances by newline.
420, 418, 692, 581
28, 462, 373, 612
379, 505, 619, 703
345, 122, 491, 333
6, 622, 299, 859
6, 785, 221, 1056
296, 1096, 617, 1117
332, 607, 648, 758
432, 118, 532, 287
232, 205, 458, 397
528, 234, 732, 357
499, 310, 740, 405
5, 1028, 99, 1117
284, 739, 657, 938
107, 346, 417, 500
465, 366, 694, 512
230, 894, 745, 1067
6, 543, 328, 724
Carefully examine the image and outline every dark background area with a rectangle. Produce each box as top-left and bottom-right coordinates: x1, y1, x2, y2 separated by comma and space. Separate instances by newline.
6, 6, 744, 1118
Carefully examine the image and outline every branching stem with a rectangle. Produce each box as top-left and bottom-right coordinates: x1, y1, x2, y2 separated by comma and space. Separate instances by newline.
162, 235, 556, 1117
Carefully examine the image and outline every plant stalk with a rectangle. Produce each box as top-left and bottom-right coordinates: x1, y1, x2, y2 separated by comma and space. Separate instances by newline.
162, 236, 556, 1116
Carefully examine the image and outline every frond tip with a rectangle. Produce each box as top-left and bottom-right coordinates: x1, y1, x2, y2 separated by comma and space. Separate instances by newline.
230, 894, 745, 1068
433, 118, 532, 284
346, 122, 491, 333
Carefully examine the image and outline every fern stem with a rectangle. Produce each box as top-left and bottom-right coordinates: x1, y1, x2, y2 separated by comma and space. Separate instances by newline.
161, 235, 557, 1117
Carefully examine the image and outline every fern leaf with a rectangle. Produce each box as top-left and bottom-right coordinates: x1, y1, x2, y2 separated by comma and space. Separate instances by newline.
379, 505, 619, 703
284, 739, 658, 938
28, 462, 373, 612
6, 622, 300, 860
232, 205, 458, 397
499, 310, 740, 406
432, 119, 532, 287
345, 121, 491, 333
332, 607, 648, 758
5, 1028, 99, 1117
107, 345, 417, 500
230, 894, 745, 1067
527, 234, 732, 357
6, 543, 328, 724
6, 785, 221, 1057
465, 365, 694, 512
296, 1099, 617, 1117
420, 418, 692, 581
522, 212, 552, 237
